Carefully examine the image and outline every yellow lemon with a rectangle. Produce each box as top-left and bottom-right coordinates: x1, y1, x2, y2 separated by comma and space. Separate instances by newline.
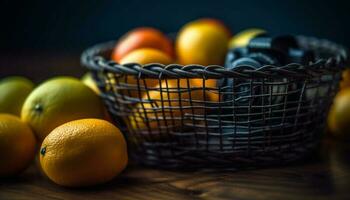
39, 119, 128, 187
228, 28, 266, 48
0, 77, 34, 116
21, 77, 105, 141
0, 114, 36, 177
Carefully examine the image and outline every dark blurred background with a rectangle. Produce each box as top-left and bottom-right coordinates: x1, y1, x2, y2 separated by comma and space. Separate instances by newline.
0, 0, 349, 81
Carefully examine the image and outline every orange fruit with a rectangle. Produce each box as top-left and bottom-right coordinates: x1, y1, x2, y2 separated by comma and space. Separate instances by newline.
328, 89, 350, 137
191, 78, 219, 102
112, 27, 173, 62
190, 18, 231, 38
39, 119, 128, 187
130, 79, 208, 130
21, 77, 105, 141
118, 48, 173, 98
119, 48, 173, 65
176, 18, 230, 66
0, 114, 36, 177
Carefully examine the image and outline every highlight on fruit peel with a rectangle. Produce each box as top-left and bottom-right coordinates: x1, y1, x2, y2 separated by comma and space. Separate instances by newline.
0, 76, 34, 116
39, 118, 128, 187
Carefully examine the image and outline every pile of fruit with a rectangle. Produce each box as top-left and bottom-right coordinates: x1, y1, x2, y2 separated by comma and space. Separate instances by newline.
0, 18, 347, 188
0, 18, 234, 187
0, 76, 127, 187
107, 18, 233, 102
107, 19, 265, 131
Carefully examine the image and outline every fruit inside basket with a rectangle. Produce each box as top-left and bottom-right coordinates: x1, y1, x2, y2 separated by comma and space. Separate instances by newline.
82, 19, 348, 168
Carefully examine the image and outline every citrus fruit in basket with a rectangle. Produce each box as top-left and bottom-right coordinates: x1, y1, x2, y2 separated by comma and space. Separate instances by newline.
328, 89, 350, 138
228, 28, 266, 48
21, 77, 105, 141
120, 48, 173, 65
39, 119, 127, 187
82, 73, 100, 94
118, 48, 173, 98
0, 114, 36, 177
176, 18, 231, 66
191, 79, 219, 102
130, 79, 209, 130
112, 27, 173, 62
194, 18, 232, 37
0, 77, 34, 116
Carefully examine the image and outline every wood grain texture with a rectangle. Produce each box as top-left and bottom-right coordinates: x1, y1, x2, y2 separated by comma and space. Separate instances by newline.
1, 140, 349, 200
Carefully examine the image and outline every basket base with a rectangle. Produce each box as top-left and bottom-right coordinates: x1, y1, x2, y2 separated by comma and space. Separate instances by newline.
130, 139, 320, 170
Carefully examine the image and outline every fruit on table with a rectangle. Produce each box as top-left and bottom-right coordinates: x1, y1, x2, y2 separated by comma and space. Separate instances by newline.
21, 77, 105, 141
81, 73, 100, 94
0, 114, 36, 177
228, 28, 266, 48
328, 89, 350, 137
176, 18, 231, 66
130, 79, 208, 130
0, 77, 34, 116
118, 48, 173, 98
111, 27, 173, 62
39, 119, 127, 187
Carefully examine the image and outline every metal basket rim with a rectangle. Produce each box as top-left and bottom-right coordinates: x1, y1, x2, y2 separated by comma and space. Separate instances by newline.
81, 36, 349, 79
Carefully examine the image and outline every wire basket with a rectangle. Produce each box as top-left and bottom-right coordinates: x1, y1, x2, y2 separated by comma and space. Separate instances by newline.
81, 36, 348, 169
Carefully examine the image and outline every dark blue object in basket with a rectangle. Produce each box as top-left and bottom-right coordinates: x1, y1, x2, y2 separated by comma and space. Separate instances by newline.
220, 35, 316, 137
248, 35, 298, 54
221, 46, 283, 106
248, 35, 315, 65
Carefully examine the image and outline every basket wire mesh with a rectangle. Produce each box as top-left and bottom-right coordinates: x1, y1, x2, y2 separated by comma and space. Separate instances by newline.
82, 36, 348, 168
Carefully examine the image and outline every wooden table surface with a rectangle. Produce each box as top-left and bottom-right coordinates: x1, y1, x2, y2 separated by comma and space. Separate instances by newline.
1, 140, 349, 200
1, 53, 350, 200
